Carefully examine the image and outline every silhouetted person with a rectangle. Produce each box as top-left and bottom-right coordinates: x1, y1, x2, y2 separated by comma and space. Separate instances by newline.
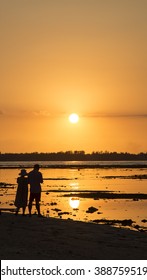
28, 164, 43, 217
14, 169, 28, 215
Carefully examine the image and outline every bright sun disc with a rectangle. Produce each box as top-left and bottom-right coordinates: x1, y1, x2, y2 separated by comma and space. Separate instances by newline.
69, 113, 79, 123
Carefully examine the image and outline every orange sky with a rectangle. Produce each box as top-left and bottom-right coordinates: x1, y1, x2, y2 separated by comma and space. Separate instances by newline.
0, 0, 147, 153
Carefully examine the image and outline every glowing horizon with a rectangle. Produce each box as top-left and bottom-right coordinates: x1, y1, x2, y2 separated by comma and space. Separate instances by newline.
0, 0, 147, 153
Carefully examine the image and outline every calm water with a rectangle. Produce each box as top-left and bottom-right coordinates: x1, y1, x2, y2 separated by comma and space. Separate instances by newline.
0, 161, 147, 229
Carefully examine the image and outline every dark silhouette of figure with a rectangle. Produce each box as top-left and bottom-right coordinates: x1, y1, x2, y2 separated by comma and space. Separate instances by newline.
28, 164, 43, 217
14, 169, 28, 215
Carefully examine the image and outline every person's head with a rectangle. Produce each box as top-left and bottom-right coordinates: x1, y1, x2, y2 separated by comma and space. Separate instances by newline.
19, 169, 27, 177
34, 164, 40, 171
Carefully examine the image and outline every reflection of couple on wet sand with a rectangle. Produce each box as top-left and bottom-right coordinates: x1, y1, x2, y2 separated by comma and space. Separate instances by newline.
14, 164, 43, 217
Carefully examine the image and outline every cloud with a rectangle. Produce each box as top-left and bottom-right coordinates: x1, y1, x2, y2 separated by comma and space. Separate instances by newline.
82, 112, 147, 118
33, 110, 52, 117
0, 108, 66, 119
32, 110, 66, 118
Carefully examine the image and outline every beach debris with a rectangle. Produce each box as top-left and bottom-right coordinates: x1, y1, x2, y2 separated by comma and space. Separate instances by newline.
134, 225, 140, 230
52, 208, 61, 212
120, 219, 134, 226
0, 182, 15, 188
9, 203, 13, 206
58, 211, 71, 216
141, 219, 147, 223
73, 208, 79, 211
86, 206, 98, 213
46, 209, 50, 217
0, 208, 16, 214
50, 202, 57, 206
92, 219, 134, 227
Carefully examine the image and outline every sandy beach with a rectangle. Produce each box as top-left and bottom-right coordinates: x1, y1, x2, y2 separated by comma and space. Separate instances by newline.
0, 212, 147, 260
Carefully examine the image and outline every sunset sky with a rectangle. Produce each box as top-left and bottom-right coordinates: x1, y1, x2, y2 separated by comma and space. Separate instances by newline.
0, 0, 147, 153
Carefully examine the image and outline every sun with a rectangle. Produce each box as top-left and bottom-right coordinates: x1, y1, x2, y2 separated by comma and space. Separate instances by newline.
69, 113, 79, 124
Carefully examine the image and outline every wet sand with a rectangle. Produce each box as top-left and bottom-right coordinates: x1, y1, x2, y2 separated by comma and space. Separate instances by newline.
0, 212, 147, 260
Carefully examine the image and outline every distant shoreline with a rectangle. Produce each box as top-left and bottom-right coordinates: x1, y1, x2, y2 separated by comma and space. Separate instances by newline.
0, 151, 147, 162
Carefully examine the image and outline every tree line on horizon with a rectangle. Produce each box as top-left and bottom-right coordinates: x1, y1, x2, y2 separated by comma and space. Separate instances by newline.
0, 151, 147, 161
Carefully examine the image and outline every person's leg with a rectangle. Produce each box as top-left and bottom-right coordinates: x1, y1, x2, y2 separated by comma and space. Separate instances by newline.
22, 207, 26, 215
15, 207, 20, 215
35, 199, 40, 215
28, 193, 34, 216
35, 193, 41, 216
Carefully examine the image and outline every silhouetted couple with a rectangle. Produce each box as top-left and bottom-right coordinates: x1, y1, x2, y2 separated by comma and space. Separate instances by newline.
14, 164, 43, 217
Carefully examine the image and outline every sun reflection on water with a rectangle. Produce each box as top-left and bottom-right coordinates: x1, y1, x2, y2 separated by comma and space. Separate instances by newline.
69, 182, 79, 189
69, 197, 80, 209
